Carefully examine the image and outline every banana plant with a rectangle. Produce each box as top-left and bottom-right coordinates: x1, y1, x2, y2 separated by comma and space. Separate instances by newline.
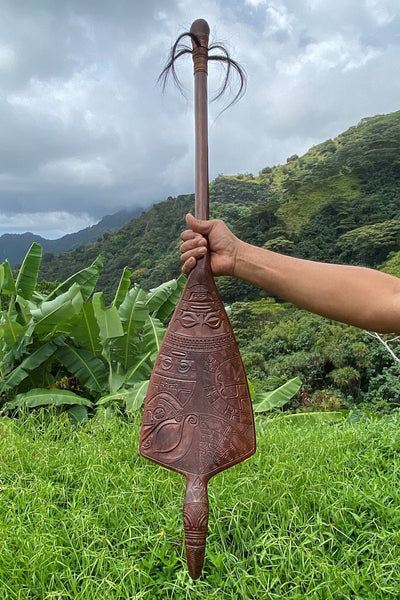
0, 243, 186, 419
251, 377, 302, 412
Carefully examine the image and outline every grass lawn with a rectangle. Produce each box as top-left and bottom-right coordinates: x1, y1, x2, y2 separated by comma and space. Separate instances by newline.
0, 411, 399, 599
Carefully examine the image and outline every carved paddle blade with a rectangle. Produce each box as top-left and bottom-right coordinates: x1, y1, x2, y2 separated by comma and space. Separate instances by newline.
139, 253, 256, 578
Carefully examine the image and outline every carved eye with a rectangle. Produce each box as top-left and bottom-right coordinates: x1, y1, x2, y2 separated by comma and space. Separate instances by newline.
181, 312, 199, 328
204, 312, 222, 328
154, 407, 166, 420
192, 291, 208, 300
178, 359, 191, 373
161, 356, 173, 370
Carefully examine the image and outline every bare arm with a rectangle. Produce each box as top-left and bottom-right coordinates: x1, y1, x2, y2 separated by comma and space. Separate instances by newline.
180, 214, 400, 334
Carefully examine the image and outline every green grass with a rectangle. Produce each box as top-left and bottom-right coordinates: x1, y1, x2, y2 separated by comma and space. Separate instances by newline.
0, 411, 399, 599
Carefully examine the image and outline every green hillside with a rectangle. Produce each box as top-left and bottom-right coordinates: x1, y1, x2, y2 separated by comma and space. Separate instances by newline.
39, 110, 400, 302
38, 178, 267, 298
237, 110, 400, 260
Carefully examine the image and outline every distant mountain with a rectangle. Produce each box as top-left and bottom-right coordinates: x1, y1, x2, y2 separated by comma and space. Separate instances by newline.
0, 208, 143, 267
39, 110, 400, 303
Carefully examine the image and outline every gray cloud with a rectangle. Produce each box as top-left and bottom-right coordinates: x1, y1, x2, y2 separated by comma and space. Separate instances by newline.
0, 0, 399, 236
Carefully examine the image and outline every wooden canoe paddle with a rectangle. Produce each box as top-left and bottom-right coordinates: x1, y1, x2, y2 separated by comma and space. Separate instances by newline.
139, 18, 256, 580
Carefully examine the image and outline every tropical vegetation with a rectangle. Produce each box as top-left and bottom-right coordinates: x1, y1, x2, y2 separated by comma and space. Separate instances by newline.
0, 243, 186, 419
230, 298, 400, 413
38, 111, 400, 303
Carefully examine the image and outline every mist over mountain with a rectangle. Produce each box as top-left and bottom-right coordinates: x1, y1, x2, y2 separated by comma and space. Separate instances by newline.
0, 208, 142, 267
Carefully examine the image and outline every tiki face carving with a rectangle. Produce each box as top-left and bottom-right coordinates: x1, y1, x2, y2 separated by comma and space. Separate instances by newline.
172, 283, 227, 334
179, 309, 222, 330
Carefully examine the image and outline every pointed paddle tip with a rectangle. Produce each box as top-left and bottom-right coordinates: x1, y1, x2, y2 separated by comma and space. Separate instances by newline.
190, 19, 210, 36
187, 545, 205, 580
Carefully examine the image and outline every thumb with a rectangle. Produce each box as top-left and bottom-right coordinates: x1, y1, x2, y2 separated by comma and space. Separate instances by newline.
185, 213, 212, 235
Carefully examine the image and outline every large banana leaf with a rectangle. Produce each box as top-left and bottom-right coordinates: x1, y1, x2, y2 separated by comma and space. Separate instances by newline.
109, 334, 139, 373
55, 341, 107, 393
0, 341, 57, 392
45, 256, 104, 302
112, 267, 132, 309
14, 295, 36, 326
15, 243, 42, 301
0, 320, 35, 376
118, 285, 148, 330
92, 292, 124, 341
67, 404, 90, 423
146, 275, 186, 322
143, 315, 165, 358
253, 377, 302, 412
107, 366, 126, 395
113, 286, 148, 370
70, 302, 102, 356
97, 381, 149, 411
7, 388, 93, 409
124, 349, 153, 384
31, 283, 83, 335
96, 380, 150, 412
0, 315, 29, 347
0, 260, 16, 295
126, 380, 149, 412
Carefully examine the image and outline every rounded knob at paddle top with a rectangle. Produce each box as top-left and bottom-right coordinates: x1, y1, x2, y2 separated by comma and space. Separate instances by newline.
190, 19, 210, 38
190, 19, 210, 75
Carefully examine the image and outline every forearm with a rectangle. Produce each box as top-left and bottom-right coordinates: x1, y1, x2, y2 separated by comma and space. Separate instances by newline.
234, 241, 400, 333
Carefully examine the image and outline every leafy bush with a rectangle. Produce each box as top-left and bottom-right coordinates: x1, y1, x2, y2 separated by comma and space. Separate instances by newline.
230, 298, 400, 412
0, 244, 185, 419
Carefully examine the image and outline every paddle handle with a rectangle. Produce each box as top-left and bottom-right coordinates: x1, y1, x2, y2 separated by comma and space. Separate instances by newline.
191, 19, 210, 221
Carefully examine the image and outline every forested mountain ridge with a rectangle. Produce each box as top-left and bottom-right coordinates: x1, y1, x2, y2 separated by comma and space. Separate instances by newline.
240, 110, 400, 264
39, 179, 266, 298
1, 208, 142, 268
39, 110, 400, 302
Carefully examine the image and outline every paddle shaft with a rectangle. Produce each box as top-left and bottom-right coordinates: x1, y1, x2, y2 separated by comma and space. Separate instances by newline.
191, 19, 210, 221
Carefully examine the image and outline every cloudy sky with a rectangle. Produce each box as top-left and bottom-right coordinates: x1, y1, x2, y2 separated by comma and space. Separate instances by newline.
0, 0, 399, 238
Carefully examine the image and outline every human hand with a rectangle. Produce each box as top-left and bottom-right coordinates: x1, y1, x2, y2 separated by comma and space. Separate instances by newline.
180, 213, 239, 276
